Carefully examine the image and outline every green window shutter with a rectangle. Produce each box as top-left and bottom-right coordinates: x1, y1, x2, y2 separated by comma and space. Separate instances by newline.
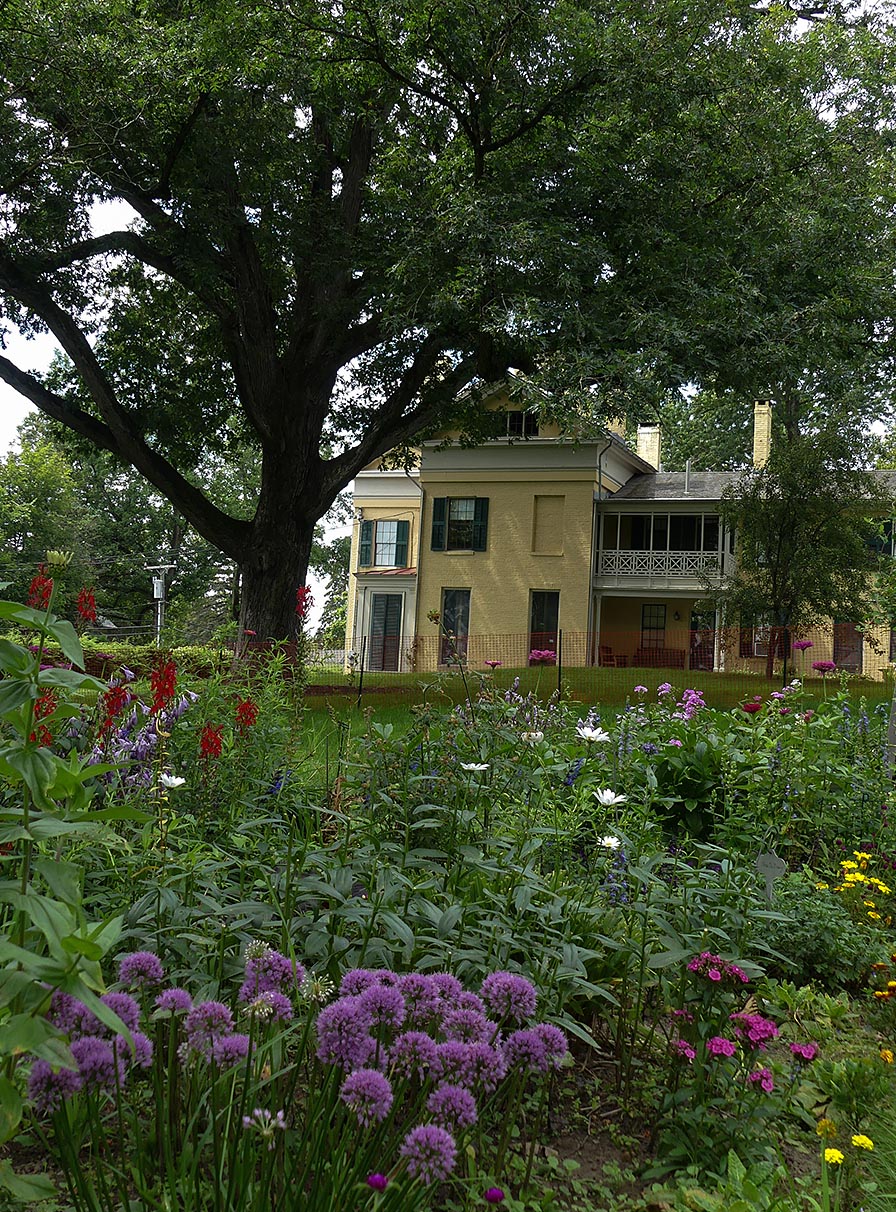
472, 497, 489, 551
431, 498, 447, 550
359, 520, 373, 566
395, 519, 410, 566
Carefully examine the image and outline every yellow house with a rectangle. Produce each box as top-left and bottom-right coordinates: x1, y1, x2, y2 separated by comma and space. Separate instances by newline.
344, 392, 896, 678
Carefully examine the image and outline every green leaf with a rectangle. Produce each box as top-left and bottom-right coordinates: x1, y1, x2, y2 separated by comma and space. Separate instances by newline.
45, 618, 84, 668
34, 858, 82, 906
0, 1078, 22, 1146
0, 681, 35, 716
0, 1159, 56, 1201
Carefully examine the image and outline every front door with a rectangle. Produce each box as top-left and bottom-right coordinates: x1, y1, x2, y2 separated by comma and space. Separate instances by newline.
689, 609, 715, 671
530, 591, 559, 661
833, 621, 863, 673
370, 593, 402, 671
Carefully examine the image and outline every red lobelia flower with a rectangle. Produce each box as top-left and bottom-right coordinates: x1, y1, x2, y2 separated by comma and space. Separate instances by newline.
295, 586, 314, 621
199, 723, 224, 759
100, 685, 131, 735
150, 658, 178, 715
235, 699, 259, 732
76, 586, 97, 624
27, 565, 54, 610
30, 689, 59, 746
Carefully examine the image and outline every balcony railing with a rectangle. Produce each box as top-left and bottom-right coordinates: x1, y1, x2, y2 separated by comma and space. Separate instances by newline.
598, 551, 721, 577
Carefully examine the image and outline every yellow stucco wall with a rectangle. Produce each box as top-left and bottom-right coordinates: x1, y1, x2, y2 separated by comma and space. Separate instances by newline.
413, 469, 595, 671
598, 596, 698, 663
344, 497, 421, 655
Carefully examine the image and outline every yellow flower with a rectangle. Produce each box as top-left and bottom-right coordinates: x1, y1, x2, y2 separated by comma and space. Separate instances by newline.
880, 1048, 894, 1063
874, 990, 889, 999
824, 1148, 845, 1166
854, 851, 873, 861
844, 872, 867, 883
864, 900, 877, 908
816, 1119, 838, 1139
869, 912, 883, 920
841, 861, 858, 870
851, 1134, 874, 1151
816, 882, 830, 890
878, 884, 892, 895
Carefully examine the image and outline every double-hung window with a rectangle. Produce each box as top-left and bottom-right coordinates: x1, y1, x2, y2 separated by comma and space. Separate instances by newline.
358, 519, 410, 567
431, 498, 489, 551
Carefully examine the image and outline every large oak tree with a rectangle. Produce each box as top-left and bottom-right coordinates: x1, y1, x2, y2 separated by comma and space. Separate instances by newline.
1, 0, 893, 636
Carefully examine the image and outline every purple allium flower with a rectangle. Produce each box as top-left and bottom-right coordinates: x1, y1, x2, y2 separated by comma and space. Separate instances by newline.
242, 1107, 287, 1149
442, 1010, 492, 1044
503, 1029, 551, 1073
115, 1031, 154, 1070
28, 1059, 81, 1114
400, 1124, 457, 1185
71, 1036, 126, 1092
706, 1036, 737, 1058
480, 972, 537, 1022
456, 991, 487, 1016
396, 973, 441, 1024
429, 973, 465, 1002
359, 984, 406, 1030
672, 1040, 696, 1062
534, 1023, 568, 1066
340, 969, 391, 996
101, 992, 141, 1034
340, 1068, 394, 1126
748, 1067, 775, 1093
461, 1042, 507, 1092
388, 1031, 439, 1080
241, 949, 303, 999
790, 1041, 819, 1062
247, 991, 293, 1024
427, 1083, 477, 1130
210, 1033, 252, 1068
48, 991, 90, 1037
155, 987, 192, 1014
367, 1174, 389, 1192
315, 997, 375, 1070
117, 951, 164, 989
433, 1041, 471, 1083
185, 1001, 235, 1053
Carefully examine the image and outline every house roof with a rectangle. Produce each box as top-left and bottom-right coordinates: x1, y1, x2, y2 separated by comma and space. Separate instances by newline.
609, 471, 739, 501
355, 567, 418, 577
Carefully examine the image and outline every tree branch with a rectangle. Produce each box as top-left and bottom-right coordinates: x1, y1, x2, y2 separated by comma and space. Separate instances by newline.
0, 256, 250, 559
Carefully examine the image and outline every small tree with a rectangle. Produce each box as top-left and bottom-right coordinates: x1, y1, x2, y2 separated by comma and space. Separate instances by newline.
714, 433, 893, 678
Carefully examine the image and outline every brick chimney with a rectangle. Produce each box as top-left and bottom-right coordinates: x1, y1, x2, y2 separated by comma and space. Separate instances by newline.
752, 400, 772, 468
636, 423, 661, 469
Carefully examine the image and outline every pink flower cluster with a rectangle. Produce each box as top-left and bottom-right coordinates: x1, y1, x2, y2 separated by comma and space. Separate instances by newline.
730, 1011, 779, 1050
686, 951, 749, 985
672, 688, 706, 722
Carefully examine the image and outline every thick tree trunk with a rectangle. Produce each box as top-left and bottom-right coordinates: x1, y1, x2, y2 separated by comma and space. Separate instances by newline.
239, 517, 315, 640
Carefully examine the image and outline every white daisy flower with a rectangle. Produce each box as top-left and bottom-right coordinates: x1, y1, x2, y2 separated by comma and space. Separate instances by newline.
460, 762, 490, 772
600, 835, 622, 850
521, 731, 545, 744
159, 773, 186, 789
594, 789, 627, 807
577, 725, 610, 742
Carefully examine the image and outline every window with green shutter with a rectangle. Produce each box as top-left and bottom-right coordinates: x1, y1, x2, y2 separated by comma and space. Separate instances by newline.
359, 518, 412, 567
431, 497, 488, 551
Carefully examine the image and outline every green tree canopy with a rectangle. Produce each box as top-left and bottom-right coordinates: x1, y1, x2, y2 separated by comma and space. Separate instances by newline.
1, 0, 895, 636
714, 432, 894, 674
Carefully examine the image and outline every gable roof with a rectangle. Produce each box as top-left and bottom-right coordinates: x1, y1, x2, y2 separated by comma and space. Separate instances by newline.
609, 471, 739, 501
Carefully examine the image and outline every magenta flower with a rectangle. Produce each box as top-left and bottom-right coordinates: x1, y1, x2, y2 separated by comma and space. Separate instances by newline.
367, 1174, 388, 1191
672, 1040, 696, 1061
748, 1067, 775, 1093
485, 1189, 506, 1204
790, 1041, 819, 1063
706, 1036, 737, 1057
528, 648, 556, 665
484, 659, 502, 669
707, 968, 722, 982
792, 639, 813, 651
730, 1012, 779, 1050
811, 660, 837, 674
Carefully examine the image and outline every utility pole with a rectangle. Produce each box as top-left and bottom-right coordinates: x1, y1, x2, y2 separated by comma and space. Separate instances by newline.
146, 565, 176, 648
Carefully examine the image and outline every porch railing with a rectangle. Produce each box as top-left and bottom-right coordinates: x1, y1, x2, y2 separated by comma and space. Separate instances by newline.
598, 551, 721, 577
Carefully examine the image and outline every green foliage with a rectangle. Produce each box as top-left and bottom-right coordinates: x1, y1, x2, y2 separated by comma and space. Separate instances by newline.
761, 876, 882, 991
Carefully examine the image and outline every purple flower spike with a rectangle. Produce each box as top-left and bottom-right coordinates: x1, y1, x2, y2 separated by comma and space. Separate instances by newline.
400, 1124, 457, 1185
117, 951, 164, 988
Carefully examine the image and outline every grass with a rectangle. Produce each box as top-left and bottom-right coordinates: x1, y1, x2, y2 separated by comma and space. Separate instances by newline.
306, 664, 892, 714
